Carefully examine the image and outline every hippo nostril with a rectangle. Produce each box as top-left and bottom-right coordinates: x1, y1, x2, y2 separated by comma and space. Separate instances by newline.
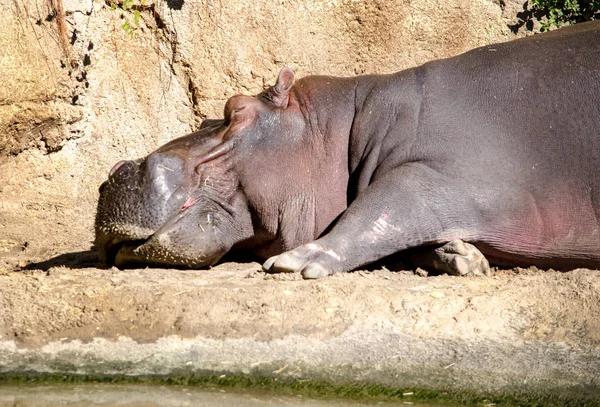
109, 160, 128, 177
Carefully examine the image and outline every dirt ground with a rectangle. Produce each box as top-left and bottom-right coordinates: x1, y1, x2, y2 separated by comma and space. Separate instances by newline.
1, 235, 600, 349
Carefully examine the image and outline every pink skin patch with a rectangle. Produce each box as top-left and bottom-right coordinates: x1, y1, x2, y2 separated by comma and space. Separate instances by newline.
181, 197, 196, 211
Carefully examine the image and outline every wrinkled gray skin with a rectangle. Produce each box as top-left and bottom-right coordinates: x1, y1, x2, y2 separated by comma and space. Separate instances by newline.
96, 21, 600, 278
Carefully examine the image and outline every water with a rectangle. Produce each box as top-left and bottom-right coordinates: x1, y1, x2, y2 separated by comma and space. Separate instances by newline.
0, 383, 448, 407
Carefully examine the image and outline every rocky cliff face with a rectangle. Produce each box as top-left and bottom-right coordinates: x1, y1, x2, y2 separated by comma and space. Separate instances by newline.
1, 0, 521, 260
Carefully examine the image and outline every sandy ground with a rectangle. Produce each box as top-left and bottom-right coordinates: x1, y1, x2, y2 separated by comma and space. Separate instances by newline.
1, 233, 600, 404
0, 246, 599, 348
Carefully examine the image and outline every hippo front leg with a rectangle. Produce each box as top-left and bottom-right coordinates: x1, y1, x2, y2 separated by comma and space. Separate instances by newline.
263, 163, 490, 279
263, 242, 348, 278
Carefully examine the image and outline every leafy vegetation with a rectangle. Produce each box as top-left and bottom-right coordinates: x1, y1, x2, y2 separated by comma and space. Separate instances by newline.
110, 0, 146, 36
529, 0, 600, 31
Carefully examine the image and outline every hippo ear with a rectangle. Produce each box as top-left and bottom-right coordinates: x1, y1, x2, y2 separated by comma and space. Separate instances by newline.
263, 67, 295, 108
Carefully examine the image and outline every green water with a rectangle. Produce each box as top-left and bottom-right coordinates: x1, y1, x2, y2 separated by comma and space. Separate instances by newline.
0, 384, 448, 407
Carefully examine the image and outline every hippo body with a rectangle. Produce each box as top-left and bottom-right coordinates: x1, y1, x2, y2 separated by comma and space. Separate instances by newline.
96, 22, 600, 278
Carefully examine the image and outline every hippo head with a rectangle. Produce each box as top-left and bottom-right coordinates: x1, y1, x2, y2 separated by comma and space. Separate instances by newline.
95, 68, 300, 268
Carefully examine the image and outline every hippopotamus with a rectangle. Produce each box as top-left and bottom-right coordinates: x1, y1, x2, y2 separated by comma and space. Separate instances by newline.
96, 21, 600, 278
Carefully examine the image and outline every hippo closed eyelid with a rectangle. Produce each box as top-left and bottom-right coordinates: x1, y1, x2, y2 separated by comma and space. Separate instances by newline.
199, 119, 224, 130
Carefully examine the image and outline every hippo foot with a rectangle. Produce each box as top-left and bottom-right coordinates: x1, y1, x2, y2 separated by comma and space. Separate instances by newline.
262, 243, 342, 279
432, 240, 491, 277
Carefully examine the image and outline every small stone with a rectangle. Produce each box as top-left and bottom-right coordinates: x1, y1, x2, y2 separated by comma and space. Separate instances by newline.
415, 268, 428, 277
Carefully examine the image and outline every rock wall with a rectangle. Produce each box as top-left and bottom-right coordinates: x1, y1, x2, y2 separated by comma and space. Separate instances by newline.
0, 0, 521, 260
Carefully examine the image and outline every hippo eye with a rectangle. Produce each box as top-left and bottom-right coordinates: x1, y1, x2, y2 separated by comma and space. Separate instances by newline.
98, 181, 108, 194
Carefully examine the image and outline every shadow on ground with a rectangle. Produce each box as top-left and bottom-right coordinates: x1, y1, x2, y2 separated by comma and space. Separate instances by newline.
24, 250, 105, 271
22, 250, 261, 272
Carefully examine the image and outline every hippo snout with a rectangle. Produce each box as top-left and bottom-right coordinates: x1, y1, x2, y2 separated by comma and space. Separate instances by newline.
98, 195, 230, 268
100, 231, 224, 269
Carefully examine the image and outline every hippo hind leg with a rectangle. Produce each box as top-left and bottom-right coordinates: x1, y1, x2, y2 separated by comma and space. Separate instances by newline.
411, 240, 491, 277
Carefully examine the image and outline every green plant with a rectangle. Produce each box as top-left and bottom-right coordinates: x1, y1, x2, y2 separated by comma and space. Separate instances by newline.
110, 0, 146, 37
530, 0, 600, 31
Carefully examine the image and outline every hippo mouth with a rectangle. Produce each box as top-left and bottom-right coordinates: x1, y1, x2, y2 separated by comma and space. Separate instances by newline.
101, 234, 224, 269
101, 237, 149, 268
97, 197, 229, 269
